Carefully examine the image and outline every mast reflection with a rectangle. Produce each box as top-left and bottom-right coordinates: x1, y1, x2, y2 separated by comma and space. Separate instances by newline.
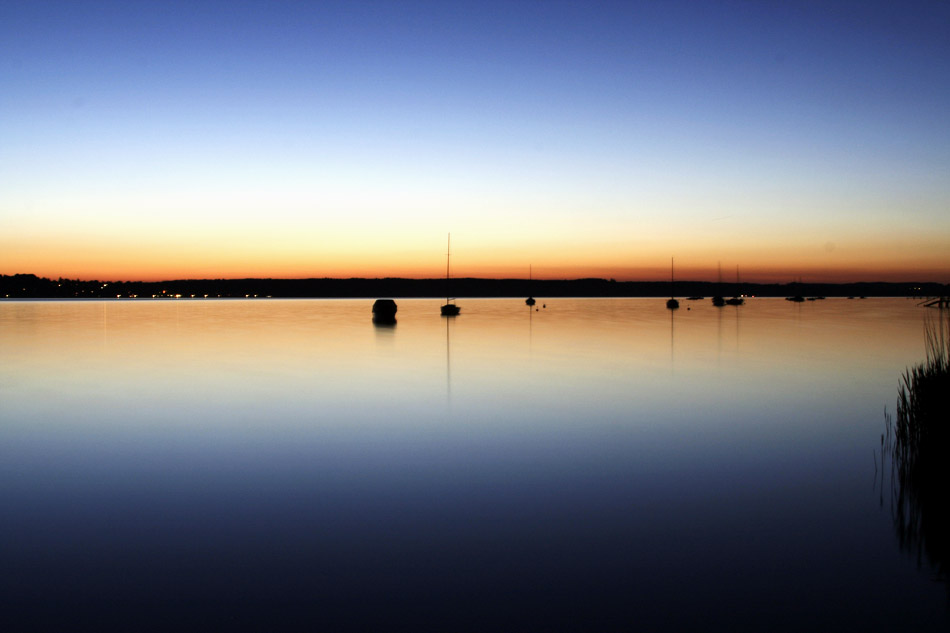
670, 305, 675, 372
445, 311, 453, 406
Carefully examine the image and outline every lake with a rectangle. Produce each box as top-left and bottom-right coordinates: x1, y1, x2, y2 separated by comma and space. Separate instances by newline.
1, 297, 946, 631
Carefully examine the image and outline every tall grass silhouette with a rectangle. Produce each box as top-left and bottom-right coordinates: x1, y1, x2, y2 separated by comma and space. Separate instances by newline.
887, 311, 950, 582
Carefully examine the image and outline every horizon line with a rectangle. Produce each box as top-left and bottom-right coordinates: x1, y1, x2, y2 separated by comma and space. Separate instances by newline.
3, 272, 947, 287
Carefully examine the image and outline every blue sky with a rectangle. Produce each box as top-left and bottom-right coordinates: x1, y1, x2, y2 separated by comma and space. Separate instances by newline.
2, 1, 948, 281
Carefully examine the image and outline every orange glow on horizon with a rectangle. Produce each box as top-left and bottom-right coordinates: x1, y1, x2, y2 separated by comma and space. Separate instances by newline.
5, 261, 948, 285
2, 230, 948, 285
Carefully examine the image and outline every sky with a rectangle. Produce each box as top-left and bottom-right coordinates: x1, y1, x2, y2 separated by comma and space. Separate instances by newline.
1, 0, 948, 283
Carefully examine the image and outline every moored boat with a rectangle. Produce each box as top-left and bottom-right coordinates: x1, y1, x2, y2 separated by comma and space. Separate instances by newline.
526, 265, 536, 306
441, 234, 461, 316
372, 299, 397, 323
666, 257, 679, 310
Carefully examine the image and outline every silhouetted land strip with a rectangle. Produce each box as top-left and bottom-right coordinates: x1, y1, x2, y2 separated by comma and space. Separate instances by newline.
2, 273, 947, 300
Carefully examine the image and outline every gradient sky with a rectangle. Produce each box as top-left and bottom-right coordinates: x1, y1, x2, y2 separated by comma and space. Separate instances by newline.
2, 0, 948, 283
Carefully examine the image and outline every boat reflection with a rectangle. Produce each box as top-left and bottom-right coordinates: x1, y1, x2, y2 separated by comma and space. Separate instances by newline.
669, 305, 675, 371
445, 311, 453, 404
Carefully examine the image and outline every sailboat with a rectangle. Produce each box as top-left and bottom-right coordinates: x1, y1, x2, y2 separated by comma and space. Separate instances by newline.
525, 265, 536, 306
712, 261, 725, 307
725, 265, 744, 305
666, 257, 679, 309
440, 233, 461, 316
786, 276, 805, 302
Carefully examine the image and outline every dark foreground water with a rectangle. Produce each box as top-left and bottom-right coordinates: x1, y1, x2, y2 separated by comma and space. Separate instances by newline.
1, 298, 946, 631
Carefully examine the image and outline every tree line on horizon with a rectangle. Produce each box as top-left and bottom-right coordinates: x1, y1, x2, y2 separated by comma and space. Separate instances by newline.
1, 273, 945, 300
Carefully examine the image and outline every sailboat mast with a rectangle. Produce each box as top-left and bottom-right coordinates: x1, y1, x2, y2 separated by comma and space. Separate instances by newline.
445, 233, 451, 302
671, 257, 675, 299
525, 264, 537, 306
711, 261, 726, 307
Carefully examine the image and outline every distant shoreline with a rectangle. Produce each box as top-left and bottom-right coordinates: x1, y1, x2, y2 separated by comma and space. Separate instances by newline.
2, 274, 947, 300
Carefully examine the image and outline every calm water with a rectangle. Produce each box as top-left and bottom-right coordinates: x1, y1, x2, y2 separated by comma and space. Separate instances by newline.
1, 298, 945, 631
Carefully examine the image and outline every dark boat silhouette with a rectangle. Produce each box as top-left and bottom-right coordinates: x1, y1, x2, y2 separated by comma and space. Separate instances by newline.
666, 257, 679, 310
440, 233, 460, 316
372, 299, 397, 323
786, 277, 804, 302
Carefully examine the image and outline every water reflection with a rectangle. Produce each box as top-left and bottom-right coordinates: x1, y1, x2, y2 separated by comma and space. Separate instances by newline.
717, 298, 723, 364
446, 311, 453, 405
2, 298, 947, 630
527, 301, 534, 345
891, 451, 950, 592
374, 316, 396, 351
670, 306, 675, 370
733, 301, 741, 351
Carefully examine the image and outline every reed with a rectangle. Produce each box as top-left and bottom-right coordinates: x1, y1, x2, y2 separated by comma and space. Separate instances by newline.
888, 312, 950, 581
894, 314, 950, 470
